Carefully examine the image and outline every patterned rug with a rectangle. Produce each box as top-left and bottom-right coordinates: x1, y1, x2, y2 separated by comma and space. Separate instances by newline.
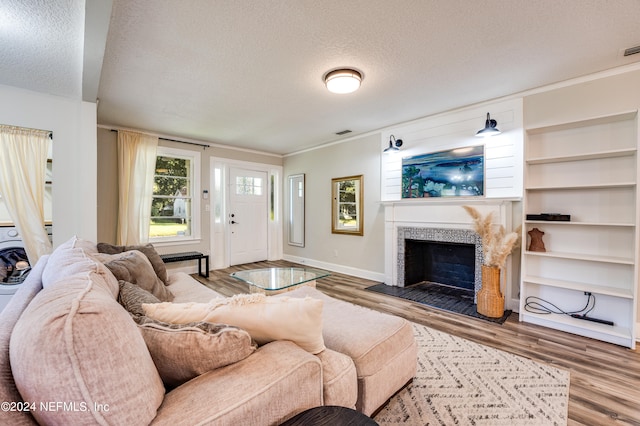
374, 323, 570, 426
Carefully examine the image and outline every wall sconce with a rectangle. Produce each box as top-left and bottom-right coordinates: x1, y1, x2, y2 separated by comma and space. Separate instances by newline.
475, 112, 501, 137
383, 135, 403, 153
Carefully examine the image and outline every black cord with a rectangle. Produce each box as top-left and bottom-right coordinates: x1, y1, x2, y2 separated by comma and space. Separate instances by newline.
524, 292, 595, 317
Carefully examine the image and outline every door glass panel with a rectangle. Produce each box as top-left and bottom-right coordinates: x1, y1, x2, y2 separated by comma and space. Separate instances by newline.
235, 176, 263, 195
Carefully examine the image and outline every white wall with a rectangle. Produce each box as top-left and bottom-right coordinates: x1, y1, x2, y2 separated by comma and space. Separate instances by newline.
0, 84, 97, 246
283, 133, 386, 281
381, 98, 524, 200
283, 99, 524, 282
378, 99, 523, 311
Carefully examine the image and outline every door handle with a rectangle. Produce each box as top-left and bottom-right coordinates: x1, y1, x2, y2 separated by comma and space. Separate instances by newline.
230, 220, 238, 224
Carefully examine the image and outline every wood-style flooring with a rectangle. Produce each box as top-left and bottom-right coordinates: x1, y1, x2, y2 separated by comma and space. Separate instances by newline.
192, 260, 640, 426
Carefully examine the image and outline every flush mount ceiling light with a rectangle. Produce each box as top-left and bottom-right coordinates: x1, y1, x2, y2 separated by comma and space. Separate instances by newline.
383, 135, 403, 153
475, 112, 501, 137
324, 68, 362, 94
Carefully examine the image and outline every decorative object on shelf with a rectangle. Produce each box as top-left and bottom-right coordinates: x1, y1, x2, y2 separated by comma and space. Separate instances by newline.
402, 146, 484, 198
526, 213, 570, 221
463, 205, 521, 318
527, 228, 546, 252
323, 68, 363, 94
475, 112, 501, 137
383, 135, 403, 153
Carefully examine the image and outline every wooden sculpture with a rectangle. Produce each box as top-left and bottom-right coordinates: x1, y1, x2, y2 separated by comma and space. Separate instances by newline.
528, 228, 546, 252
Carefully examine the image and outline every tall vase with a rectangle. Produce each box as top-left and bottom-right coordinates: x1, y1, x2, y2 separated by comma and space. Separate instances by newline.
477, 265, 505, 318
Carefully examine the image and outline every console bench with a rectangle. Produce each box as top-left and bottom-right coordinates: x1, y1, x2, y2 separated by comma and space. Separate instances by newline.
160, 251, 209, 278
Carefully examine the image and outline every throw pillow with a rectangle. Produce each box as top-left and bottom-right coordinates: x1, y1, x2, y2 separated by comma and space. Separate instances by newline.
142, 293, 325, 354
136, 316, 257, 388
97, 250, 174, 302
118, 279, 161, 316
117, 280, 256, 387
97, 242, 168, 285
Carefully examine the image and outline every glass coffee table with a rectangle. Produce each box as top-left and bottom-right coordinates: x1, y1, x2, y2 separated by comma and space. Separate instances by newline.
230, 267, 330, 295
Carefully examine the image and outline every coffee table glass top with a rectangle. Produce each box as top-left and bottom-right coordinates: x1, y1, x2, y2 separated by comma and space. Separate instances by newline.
230, 267, 330, 292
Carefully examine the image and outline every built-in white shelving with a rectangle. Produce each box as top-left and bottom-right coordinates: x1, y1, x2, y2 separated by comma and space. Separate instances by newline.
520, 110, 639, 349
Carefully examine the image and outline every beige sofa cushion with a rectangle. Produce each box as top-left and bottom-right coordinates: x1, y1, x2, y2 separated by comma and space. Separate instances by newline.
315, 349, 358, 408
42, 236, 117, 297
166, 271, 223, 302
283, 286, 413, 375
0, 256, 48, 426
143, 293, 325, 354
10, 241, 165, 426
282, 285, 417, 415
152, 341, 323, 425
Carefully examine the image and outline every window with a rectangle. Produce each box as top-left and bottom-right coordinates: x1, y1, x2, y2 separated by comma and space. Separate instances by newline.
150, 146, 200, 241
235, 176, 263, 195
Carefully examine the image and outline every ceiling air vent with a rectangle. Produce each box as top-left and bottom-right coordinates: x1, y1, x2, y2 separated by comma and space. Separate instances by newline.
335, 129, 352, 135
624, 45, 640, 57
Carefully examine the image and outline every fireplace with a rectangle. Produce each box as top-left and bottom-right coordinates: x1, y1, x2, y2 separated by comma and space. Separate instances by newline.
404, 240, 475, 290
397, 227, 483, 301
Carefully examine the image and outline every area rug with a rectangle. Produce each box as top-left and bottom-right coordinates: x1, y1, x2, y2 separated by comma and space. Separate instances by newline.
374, 323, 570, 426
366, 282, 511, 324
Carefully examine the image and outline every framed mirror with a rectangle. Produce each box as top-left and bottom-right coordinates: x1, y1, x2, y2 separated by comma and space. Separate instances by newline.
288, 173, 305, 247
331, 175, 363, 236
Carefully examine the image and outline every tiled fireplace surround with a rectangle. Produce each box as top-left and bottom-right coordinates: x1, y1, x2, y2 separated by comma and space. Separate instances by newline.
397, 227, 483, 301
384, 200, 516, 308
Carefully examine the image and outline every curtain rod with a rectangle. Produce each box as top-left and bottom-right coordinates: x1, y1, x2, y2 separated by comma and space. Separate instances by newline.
0, 124, 53, 139
110, 129, 209, 149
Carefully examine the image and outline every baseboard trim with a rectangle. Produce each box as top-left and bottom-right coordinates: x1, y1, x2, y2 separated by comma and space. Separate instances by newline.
282, 255, 385, 283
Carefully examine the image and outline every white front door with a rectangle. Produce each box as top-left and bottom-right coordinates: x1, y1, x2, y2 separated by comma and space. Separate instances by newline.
229, 167, 268, 265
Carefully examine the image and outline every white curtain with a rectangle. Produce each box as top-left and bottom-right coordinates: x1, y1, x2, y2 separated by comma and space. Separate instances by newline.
0, 125, 53, 264
117, 130, 158, 245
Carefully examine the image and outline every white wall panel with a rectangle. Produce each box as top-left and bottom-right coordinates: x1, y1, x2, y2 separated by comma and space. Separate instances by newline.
381, 98, 523, 201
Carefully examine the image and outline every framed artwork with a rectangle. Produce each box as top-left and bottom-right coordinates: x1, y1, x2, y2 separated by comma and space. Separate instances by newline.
331, 175, 363, 236
401, 145, 484, 198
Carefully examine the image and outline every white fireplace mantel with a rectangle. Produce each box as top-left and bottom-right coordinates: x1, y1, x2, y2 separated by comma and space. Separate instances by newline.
383, 198, 520, 311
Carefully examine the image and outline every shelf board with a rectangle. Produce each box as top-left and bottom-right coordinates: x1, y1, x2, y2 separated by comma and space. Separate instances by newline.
520, 312, 633, 348
525, 110, 638, 134
524, 250, 634, 265
524, 220, 635, 227
522, 275, 634, 298
526, 148, 636, 165
525, 182, 636, 191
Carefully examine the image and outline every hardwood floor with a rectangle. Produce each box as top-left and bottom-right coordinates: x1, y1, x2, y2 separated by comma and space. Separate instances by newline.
193, 260, 640, 426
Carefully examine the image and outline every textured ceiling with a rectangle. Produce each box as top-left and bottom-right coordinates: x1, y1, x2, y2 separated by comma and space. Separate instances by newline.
1, 1, 640, 155
0, 0, 84, 99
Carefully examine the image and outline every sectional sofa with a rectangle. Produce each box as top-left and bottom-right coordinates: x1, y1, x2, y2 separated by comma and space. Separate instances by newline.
0, 237, 417, 425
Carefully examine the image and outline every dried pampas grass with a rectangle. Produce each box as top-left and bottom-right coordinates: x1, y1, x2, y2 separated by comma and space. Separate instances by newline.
463, 205, 520, 269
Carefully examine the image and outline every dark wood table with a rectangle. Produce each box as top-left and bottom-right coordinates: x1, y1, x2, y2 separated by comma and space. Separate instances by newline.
280, 406, 378, 426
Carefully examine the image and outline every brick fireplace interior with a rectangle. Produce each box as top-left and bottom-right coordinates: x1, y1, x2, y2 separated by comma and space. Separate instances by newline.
404, 239, 475, 291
